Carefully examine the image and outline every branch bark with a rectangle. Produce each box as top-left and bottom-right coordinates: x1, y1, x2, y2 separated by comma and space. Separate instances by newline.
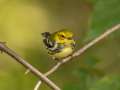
0, 24, 119, 90
0, 42, 61, 90
46, 24, 120, 76
34, 24, 120, 90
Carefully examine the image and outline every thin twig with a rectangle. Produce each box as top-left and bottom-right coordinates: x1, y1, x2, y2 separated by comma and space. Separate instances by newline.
46, 24, 120, 76
34, 62, 62, 90
34, 81, 42, 90
0, 42, 61, 90
34, 24, 120, 90
45, 62, 62, 76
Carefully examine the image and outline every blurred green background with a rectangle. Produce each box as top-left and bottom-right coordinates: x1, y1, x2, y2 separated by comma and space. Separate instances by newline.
0, 0, 120, 90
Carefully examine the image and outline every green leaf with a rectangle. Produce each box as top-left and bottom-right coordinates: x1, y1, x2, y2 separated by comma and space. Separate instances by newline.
86, 0, 120, 41
90, 75, 120, 90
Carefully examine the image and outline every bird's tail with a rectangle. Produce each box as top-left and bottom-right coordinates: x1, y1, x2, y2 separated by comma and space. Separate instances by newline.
41, 32, 51, 38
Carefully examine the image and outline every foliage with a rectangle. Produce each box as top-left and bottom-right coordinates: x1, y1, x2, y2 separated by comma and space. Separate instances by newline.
0, 0, 120, 90
90, 75, 120, 90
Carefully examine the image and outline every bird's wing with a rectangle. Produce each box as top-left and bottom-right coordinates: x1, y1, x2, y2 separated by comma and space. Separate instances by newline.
43, 38, 64, 53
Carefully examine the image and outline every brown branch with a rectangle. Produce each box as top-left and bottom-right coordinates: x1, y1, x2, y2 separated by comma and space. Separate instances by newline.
46, 24, 120, 76
0, 42, 61, 90
34, 24, 120, 90
34, 62, 62, 90
45, 62, 62, 76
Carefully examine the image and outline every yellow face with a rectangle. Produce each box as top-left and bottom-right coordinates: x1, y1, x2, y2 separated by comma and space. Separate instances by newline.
54, 29, 75, 45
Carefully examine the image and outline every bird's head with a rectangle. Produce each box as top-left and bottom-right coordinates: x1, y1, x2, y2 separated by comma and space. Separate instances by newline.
53, 29, 75, 45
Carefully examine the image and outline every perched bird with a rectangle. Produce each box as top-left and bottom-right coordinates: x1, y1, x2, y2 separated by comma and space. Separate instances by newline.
41, 29, 75, 60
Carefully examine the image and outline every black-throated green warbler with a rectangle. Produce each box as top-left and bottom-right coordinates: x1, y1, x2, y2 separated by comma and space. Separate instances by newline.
41, 29, 75, 60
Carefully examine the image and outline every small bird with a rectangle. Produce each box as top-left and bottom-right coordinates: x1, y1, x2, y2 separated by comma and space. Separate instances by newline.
41, 29, 75, 60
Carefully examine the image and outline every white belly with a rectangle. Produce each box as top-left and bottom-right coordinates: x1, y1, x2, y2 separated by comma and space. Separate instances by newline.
53, 47, 73, 59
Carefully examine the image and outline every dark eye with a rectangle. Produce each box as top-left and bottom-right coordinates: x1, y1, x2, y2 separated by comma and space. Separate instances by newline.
60, 35, 65, 38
